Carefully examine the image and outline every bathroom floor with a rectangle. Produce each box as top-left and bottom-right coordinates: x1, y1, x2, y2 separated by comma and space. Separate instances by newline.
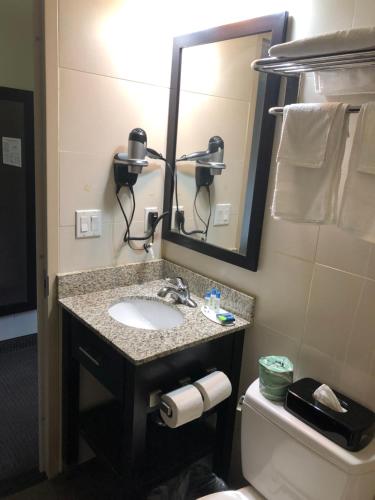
0, 335, 39, 493
5, 458, 228, 499
5, 460, 123, 500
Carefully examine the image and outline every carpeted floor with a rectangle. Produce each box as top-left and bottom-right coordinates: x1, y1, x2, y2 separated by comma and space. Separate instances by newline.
5, 460, 123, 500
0, 335, 39, 486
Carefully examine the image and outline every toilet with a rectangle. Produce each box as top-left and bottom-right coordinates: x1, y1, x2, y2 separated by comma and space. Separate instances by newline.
199, 379, 375, 500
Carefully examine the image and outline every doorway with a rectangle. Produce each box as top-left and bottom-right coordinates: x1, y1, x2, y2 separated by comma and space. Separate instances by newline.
0, 0, 45, 495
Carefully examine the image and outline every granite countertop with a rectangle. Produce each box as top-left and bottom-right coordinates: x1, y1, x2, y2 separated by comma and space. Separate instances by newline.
59, 278, 250, 365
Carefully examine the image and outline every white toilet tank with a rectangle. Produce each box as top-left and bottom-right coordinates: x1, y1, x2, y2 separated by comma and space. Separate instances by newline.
241, 379, 375, 500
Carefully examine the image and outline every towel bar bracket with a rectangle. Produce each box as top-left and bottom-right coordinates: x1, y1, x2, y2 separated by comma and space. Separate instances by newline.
252, 48, 375, 76
252, 48, 375, 116
269, 105, 361, 116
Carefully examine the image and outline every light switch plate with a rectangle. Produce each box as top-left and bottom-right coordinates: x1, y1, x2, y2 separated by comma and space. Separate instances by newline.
75, 210, 102, 238
213, 203, 231, 226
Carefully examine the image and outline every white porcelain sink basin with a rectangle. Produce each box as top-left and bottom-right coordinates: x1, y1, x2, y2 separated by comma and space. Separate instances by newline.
108, 297, 185, 331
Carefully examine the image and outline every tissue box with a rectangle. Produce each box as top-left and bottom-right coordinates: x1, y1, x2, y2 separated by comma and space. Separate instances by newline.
285, 378, 375, 451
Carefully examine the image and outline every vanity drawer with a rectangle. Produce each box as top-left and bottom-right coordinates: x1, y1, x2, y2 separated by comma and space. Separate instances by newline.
71, 319, 124, 399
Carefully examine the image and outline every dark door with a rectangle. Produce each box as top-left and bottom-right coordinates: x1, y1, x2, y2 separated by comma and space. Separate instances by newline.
0, 87, 36, 316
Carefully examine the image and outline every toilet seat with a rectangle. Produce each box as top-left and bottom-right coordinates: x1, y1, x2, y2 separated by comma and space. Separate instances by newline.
198, 486, 265, 499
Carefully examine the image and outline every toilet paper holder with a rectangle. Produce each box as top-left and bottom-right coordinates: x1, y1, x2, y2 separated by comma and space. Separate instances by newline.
160, 400, 172, 417
148, 367, 218, 411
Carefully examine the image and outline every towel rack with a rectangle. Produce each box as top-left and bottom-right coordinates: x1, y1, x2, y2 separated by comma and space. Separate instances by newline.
252, 48, 375, 76
269, 105, 361, 116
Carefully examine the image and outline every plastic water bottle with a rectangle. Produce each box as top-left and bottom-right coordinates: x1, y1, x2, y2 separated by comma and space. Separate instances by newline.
215, 290, 221, 312
204, 291, 211, 309
210, 288, 217, 310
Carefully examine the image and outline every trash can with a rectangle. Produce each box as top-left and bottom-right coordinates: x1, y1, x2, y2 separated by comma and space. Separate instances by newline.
147, 463, 228, 500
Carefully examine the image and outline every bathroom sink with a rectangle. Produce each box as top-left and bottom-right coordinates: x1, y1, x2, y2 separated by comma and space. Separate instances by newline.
108, 297, 185, 330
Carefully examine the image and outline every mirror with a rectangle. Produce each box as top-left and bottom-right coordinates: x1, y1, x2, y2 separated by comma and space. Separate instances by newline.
176, 32, 271, 252
162, 12, 292, 271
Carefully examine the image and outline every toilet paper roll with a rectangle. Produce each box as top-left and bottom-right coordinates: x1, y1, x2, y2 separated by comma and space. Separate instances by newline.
194, 371, 232, 411
313, 384, 347, 413
160, 384, 204, 428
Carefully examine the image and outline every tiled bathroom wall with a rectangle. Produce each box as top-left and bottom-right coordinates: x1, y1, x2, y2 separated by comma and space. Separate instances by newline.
57, 0, 375, 421
57, 0, 173, 272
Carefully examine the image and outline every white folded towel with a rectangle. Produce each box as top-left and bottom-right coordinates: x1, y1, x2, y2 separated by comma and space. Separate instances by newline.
269, 26, 375, 58
338, 102, 375, 241
271, 103, 349, 223
314, 67, 375, 96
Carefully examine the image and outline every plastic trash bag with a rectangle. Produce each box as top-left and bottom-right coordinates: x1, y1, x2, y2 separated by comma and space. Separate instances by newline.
185, 464, 228, 499
147, 463, 228, 500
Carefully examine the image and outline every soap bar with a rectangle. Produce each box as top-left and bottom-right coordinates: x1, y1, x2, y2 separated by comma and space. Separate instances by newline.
259, 355, 294, 401
216, 312, 235, 324
201, 305, 236, 326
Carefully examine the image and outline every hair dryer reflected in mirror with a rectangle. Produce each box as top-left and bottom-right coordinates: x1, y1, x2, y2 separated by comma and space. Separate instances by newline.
174, 136, 225, 239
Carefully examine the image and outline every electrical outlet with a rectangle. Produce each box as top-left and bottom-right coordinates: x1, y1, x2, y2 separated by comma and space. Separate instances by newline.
172, 205, 184, 230
144, 207, 158, 232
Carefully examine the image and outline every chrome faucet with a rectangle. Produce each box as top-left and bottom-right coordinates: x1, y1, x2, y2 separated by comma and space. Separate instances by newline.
157, 277, 197, 308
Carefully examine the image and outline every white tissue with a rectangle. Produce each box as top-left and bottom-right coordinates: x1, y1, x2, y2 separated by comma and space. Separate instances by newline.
160, 384, 204, 428
194, 371, 232, 411
313, 384, 347, 413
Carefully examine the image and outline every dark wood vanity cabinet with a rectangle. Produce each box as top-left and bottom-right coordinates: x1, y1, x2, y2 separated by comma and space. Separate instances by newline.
62, 309, 244, 499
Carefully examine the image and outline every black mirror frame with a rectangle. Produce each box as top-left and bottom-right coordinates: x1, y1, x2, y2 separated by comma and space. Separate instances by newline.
162, 12, 293, 271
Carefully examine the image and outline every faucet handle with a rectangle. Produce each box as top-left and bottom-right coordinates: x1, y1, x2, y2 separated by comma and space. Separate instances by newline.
166, 276, 187, 290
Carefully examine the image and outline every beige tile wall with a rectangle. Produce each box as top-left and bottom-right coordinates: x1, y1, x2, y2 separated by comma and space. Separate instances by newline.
57, 0, 375, 475
58, 10, 170, 272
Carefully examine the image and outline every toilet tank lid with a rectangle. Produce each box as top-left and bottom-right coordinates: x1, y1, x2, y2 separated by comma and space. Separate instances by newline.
243, 379, 375, 475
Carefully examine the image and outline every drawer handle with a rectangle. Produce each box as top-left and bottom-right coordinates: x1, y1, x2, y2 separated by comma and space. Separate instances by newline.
78, 346, 100, 367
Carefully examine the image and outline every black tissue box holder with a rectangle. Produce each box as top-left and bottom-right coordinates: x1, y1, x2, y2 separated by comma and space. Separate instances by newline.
285, 378, 375, 451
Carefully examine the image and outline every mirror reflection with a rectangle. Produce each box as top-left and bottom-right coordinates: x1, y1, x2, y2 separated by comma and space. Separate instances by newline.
172, 32, 271, 255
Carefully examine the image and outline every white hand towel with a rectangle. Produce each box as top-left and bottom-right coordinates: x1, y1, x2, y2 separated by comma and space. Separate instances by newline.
338, 102, 375, 241
276, 103, 336, 168
314, 67, 375, 96
272, 103, 349, 223
269, 26, 375, 58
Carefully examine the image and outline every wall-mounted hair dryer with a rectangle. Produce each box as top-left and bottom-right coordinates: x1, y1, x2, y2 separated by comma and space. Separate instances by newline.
113, 128, 149, 188
113, 128, 169, 252
178, 136, 225, 187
